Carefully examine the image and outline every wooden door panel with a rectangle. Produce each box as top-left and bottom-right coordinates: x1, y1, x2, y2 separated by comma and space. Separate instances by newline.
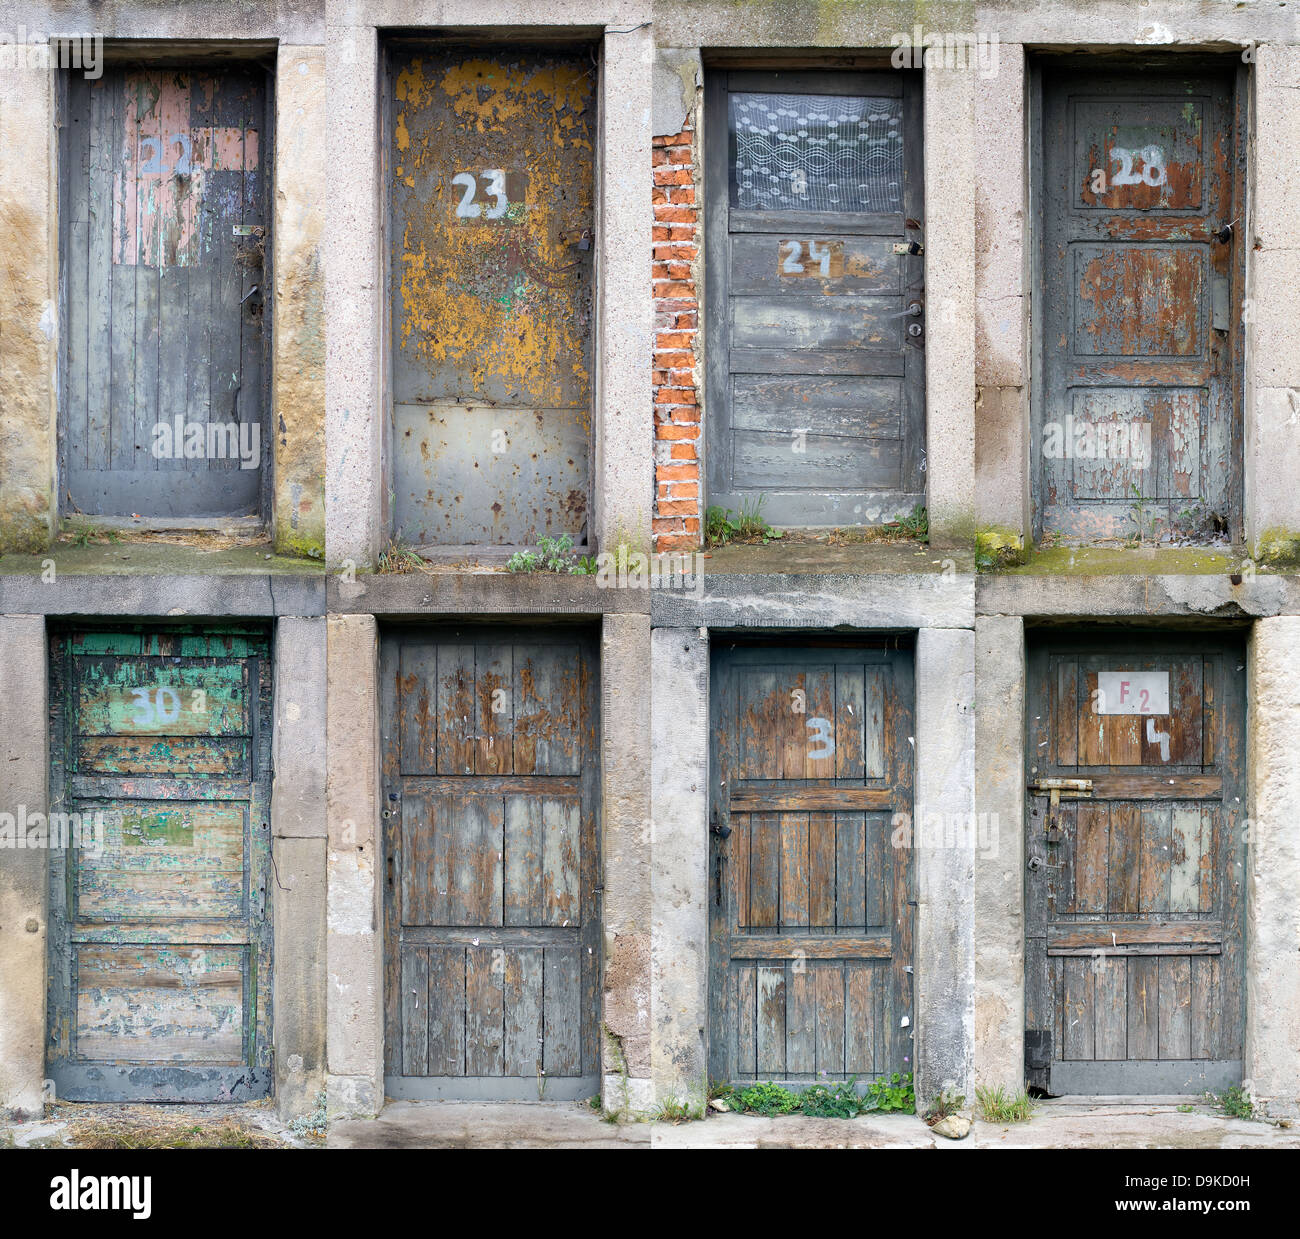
62, 68, 268, 518
1025, 637, 1245, 1094
1037, 71, 1241, 544
47, 628, 273, 1102
706, 72, 925, 529
387, 45, 595, 548
382, 630, 598, 1098
711, 647, 912, 1087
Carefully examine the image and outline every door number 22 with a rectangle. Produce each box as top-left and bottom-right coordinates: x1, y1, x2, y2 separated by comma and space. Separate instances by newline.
452, 169, 510, 219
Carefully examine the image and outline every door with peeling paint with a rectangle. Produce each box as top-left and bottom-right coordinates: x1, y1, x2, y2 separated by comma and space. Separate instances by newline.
381, 629, 600, 1098
387, 46, 595, 549
47, 629, 273, 1102
60, 66, 270, 518
1036, 68, 1244, 545
708, 644, 915, 1088
705, 71, 925, 529
1024, 635, 1246, 1095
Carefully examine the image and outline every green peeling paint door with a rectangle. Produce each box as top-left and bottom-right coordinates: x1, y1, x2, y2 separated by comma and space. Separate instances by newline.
709, 644, 915, 1089
381, 627, 600, 1099
61, 66, 270, 518
1025, 634, 1247, 1094
47, 629, 273, 1102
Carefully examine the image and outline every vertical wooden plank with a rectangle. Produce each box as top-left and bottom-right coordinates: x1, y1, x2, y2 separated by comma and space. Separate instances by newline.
835, 811, 865, 928
465, 946, 506, 1076
1158, 956, 1192, 1060
209, 71, 245, 476
1190, 955, 1220, 1060
749, 812, 779, 928
399, 644, 438, 774
157, 264, 189, 473
400, 948, 429, 1075
736, 669, 779, 780
803, 666, 836, 780
864, 812, 888, 927
133, 263, 160, 477
1139, 804, 1172, 914
1127, 955, 1159, 1060
542, 797, 580, 927
1062, 958, 1095, 1061
734, 965, 757, 1078
1169, 805, 1201, 913
860, 667, 887, 779
808, 812, 835, 928
844, 964, 876, 1075
834, 664, 865, 780
503, 795, 542, 927
781, 667, 806, 779
1198, 804, 1216, 915
427, 946, 466, 1076
542, 947, 580, 1076
1108, 803, 1141, 914
1074, 803, 1109, 913
786, 962, 816, 1075
503, 948, 543, 1076
86, 79, 114, 473
109, 260, 137, 471
779, 811, 809, 929
815, 964, 846, 1076
513, 645, 580, 776
475, 643, 514, 774
1056, 658, 1078, 766
756, 965, 787, 1075
732, 812, 751, 929
435, 645, 475, 775
1094, 956, 1127, 1060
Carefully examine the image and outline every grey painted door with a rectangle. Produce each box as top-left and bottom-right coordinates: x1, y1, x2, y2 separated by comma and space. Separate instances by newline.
61, 67, 270, 518
705, 71, 925, 529
1025, 635, 1246, 1095
709, 644, 914, 1088
387, 46, 595, 549
47, 628, 273, 1102
1036, 69, 1243, 544
381, 628, 600, 1099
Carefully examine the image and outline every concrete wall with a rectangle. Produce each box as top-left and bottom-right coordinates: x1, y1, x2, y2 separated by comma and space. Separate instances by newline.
0, 617, 48, 1118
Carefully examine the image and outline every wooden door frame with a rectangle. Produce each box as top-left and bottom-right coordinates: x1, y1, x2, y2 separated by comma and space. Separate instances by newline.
45, 621, 275, 1102
54, 54, 277, 529
377, 620, 602, 1100
1022, 627, 1248, 1096
706, 636, 916, 1089
702, 66, 926, 529
1027, 53, 1249, 547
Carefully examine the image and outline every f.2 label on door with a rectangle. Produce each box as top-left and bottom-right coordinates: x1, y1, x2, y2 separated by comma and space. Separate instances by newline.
1095, 671, 1169, 715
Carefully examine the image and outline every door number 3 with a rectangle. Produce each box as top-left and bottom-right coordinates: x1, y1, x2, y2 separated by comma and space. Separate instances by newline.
806, 717, 835, 759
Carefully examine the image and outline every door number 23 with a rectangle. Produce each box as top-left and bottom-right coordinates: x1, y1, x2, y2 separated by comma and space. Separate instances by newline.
452, 169, 510, 219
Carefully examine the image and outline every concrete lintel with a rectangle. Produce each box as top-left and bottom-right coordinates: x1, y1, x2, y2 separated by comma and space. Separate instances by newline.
1245, 617, 1300, 1119
325, 614, 384, 1117
649, 626, 709, 1110
600, 613, 653, 1112
325, 1, 646, 29
978, 574, 1298, 620
0, 616, 49, 1118
0, 575, 325, 617
651, 574, 975, 630
973, 615, 1026, 1092
914, 627, 976, 1109
328, 573, 652, 616
0, 2, 323, 42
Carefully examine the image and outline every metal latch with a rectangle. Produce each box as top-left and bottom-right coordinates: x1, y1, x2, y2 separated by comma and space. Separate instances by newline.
1028, 777, 1092, 838
892, 240, 923, 256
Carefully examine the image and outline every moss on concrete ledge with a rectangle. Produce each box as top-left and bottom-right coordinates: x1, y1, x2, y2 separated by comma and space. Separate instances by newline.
1253, 529, 1300, 569
976, 527, 1026, 572
996, 545, 1241, 577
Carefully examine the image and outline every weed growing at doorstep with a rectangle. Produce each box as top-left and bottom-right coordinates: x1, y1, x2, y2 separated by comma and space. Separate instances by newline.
975, 1084, 1036, 1124
1207, 1085, 1254, 1120
506, 534, 598, 575
719, 1072, 915, 1119
704, 495, 784, 547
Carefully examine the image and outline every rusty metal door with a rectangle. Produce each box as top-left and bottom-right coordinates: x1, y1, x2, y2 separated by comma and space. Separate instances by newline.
708, 644, 915, 1088
60, 66, 270, 518
47, 628, 273, 1102
381, 628, 600, 1099
1025, 635, 1246, 1094
705, 71, 925, 529
1036, 68, 1243, 544
387, 46, 595, 549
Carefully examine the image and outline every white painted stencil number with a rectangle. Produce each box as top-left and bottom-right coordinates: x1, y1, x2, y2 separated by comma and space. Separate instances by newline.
780, 240, 833, 276
452, 169, 509, 219
130, 686, 182, 726
806, 716, 835, 760
140, 134, 193, 177
1110, 145, 1167, 188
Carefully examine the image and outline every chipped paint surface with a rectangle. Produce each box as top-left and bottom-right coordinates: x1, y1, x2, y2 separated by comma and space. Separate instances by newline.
47, 629, 274, 1102
389, 46, 595, 547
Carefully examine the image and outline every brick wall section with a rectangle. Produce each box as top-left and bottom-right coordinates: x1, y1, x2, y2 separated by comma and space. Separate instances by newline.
652, 121, 702, 552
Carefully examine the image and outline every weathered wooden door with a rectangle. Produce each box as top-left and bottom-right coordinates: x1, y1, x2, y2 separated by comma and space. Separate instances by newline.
705, 71, 925, 529
1037, 68, 1243, 544
709, 645, 914, 1087
47, 628, 273, 1101
388, 46, 595, 549
1025, 635, 1246, 1094
61, 67, 270, 518
381, 628, 599, 1098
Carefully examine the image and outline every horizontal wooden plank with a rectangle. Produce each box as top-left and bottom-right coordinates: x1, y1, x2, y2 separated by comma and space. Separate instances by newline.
730, 234, 900, 295
1048, 943, 1221, 957
1048, 921, 1223, 949
732, 430, 901, 490
730, 210, 904, 236
731, 296, 902, 351
732, 374, 901, 439
731, 787, 895, 812
1085, 775, 1222, 800
730, 935, 891, 961
398, 776, 581, 797
399, 926, 582, 948
730, 348, 906, 377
